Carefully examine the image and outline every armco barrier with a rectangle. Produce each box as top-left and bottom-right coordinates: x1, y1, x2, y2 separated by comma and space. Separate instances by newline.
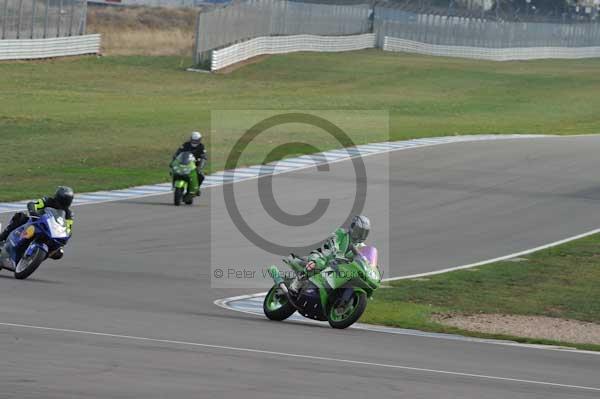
0, 35, 101, 61
383, 36, 600, 61
211, 33, 376, 71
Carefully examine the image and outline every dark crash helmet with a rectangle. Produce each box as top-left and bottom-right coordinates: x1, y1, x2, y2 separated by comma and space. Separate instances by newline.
54, 186, 74, 209
349, 215, 370, 244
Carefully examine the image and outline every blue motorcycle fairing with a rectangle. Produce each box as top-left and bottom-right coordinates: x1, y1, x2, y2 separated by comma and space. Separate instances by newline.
25, 242, 49, 257
4, 224, 27, 261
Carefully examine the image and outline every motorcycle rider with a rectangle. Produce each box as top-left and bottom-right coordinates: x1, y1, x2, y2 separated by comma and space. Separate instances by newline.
173, 131, 207, 189
0, 186, 74, 260
289, 215, 371, 292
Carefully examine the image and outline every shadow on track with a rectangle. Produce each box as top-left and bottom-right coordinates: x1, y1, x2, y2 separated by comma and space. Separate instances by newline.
0, 274, 62, 284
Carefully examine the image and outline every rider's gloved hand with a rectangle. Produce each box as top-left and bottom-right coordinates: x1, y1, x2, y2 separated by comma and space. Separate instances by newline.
26, 202, 39, 217
306, 261, 316, 271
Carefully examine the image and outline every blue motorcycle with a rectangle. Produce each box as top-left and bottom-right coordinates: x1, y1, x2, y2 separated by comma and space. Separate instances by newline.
0, 208, 71, 279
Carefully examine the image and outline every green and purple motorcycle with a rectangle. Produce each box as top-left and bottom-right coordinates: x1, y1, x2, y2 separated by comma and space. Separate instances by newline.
264, 245, 381, 329
170, 152, 201, 206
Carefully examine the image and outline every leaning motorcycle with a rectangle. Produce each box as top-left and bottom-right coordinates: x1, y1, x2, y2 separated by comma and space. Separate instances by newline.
170, 151, 203, 206
0, 208, 71, 279
264, 245, 381, 329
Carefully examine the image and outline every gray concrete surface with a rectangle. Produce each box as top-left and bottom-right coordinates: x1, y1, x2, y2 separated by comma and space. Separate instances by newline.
1, 136, 599, 398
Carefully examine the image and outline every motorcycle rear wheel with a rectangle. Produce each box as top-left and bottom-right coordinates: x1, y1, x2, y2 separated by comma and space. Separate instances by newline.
263, 285, 296, 321
326, 291, 367, 329
14, 247, 46, 280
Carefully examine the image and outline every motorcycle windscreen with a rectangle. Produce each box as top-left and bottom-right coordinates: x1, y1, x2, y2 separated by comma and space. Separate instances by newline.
176, 152, 196, 166
45, 209, 69, 238
358, 246, 378, 269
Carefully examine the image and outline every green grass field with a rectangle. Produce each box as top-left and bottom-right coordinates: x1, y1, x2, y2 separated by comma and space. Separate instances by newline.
2, 50, 600, 200
361, 233, 600, 351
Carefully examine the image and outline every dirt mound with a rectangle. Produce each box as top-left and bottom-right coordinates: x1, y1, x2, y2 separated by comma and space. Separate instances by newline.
433, 313, 600, 346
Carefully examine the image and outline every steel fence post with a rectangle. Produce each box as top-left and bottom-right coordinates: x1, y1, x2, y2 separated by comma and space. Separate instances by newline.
31, 0, 37, 38
42, 0, 48, 38
81, 0, 86, 35
68, 0, 74, 36
194, 11, 200, 65
1, 0, 8, 40
57, 0, 62, 37
16, 0, 23, 39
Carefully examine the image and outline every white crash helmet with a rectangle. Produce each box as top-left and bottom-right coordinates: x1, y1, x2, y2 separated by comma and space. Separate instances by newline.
349, 215, 370, 244
190, 131, 202, 147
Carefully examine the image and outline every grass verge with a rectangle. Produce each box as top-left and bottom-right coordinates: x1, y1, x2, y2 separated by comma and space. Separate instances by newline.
2, 51, 600, 200
86, 5, 197, 56
361, 233, 600, 351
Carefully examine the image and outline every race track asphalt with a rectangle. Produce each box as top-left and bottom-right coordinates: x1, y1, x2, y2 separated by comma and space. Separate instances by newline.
1, 136, 599, 398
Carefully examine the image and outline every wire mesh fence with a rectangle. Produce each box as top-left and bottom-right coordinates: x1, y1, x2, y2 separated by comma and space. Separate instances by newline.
373, 1, 598, 23
88, 0, 212, 7
0, 0, 87, 40
194, 0, 600, 66
195, 0, 371, 64
374, 5, 600, 48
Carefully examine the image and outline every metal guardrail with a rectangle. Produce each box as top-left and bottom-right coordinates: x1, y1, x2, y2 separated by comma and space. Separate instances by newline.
211, 33, 375, 70
383, 36, 600, 61
0, 33, 100, 59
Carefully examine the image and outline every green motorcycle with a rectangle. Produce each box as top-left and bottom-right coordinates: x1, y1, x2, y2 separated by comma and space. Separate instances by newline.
170, 152, 201, 206
264, 245, 381, 329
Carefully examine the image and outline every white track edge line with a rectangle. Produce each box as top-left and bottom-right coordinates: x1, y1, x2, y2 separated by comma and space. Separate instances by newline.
384, 228, 600, 281
0, 321, 597, 392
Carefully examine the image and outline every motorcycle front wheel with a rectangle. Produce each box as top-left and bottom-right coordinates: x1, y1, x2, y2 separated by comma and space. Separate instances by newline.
326, 290, 367, 329
14, 247, 46, 280
263, 285, 296, 321
174, 187, 184, 206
